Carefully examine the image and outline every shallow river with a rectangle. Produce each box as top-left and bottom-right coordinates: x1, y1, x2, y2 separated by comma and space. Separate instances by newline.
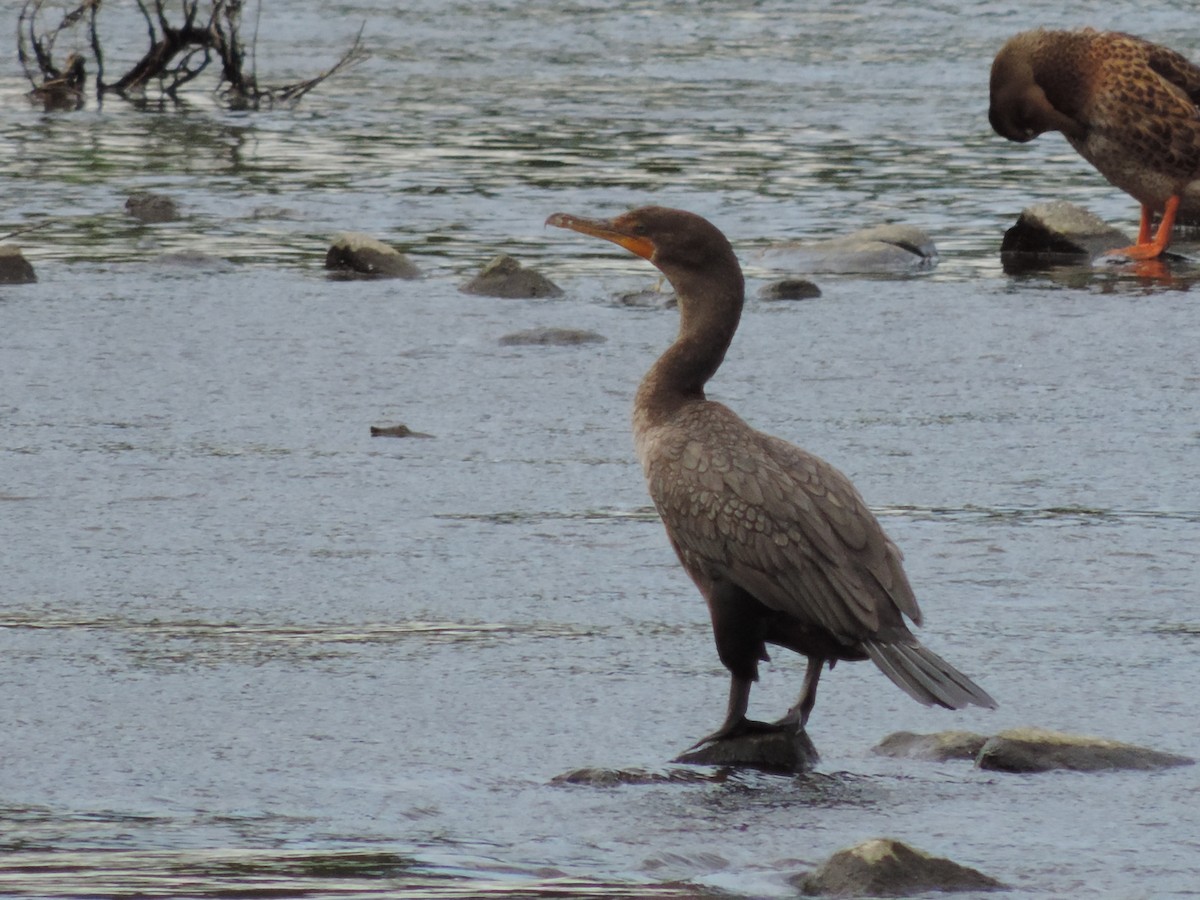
2, 1, 1199, 897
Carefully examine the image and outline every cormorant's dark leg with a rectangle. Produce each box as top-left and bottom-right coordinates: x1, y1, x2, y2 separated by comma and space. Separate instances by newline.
689, 580, 780, 747
776, 655, 823, 729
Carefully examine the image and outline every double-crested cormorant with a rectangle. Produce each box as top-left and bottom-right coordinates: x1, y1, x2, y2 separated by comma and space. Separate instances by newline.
547, 206, 995, 744
990, 28, 1200, 260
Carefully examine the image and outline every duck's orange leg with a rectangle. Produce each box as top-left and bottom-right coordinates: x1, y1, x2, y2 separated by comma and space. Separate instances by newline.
1106, 196, 1179, 260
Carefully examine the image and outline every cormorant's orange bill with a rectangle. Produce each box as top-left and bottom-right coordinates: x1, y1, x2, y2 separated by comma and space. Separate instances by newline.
546, 212, 656, 261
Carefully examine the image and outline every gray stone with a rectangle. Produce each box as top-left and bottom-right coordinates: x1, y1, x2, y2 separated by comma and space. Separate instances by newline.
873, 730, 988, 762
976, 727, 1194, 773
0, 245, 37, 284
999, 201, 1130, 261
125, 192, 180, 223
326, 232, 421, 279
461, 254, 562, 298
793, 838, 1005, 897
759, 278, 822, 301
758, 225, 937, 275
499, 327, 606, 346
614, 285, 676, 309
674, 725, 819, 774
369, 424, 433, 438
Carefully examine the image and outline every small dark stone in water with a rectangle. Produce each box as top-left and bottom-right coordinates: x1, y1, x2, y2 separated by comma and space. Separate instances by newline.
674, 724, 818, 774
551, 766, 724, 787
793, 838, 1006, 897
976, 727, 1195, 773
499, 327, 606, 346
873, 730, 988, 762
614, 284, 676, 309
461, 254, 562, 298
125, 192, 180, 223
326, 232, 421, 280
0, 245, 37, 284
369, 424, 433, 439
759, 278, 822, 301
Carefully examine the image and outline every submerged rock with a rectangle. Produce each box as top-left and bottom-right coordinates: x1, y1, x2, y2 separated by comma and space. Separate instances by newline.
0, 245, 37, 284
674, 725, 818, 774
758, 224, 937, 275
793, 838, 1005, 897
614, 285, 676, 309
369, 424, 433, 438
550, 766, 722, 787
873, 730, 988, 763
999, 201, 1130, 264
125, 191, 180, 223
326, 232, 421, 280
461, 254, 562, 298
758, 277, 822, 301
976, 727, 1194, 773
499, 327, 606, 346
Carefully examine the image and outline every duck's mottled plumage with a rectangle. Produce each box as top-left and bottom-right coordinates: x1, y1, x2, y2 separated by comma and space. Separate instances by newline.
547, 206, 995, 744
990, 28, 1200, 257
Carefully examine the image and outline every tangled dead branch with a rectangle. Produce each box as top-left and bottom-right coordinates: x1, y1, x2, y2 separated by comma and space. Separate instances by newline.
17, 0, 368, 110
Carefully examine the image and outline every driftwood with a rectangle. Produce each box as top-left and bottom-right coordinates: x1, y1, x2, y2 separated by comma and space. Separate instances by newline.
17, 0, 367, 110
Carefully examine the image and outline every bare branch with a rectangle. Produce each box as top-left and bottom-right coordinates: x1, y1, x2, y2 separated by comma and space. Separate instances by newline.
15, 1, 367, 110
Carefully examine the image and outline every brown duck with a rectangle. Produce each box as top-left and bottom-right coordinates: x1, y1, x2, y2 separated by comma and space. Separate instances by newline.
990, 28, 1200, 259
547, 206, 995, 745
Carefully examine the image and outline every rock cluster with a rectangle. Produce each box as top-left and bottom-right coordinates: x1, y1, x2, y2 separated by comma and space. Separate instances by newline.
875, 727, 1193, 773
674, 725, 819, 775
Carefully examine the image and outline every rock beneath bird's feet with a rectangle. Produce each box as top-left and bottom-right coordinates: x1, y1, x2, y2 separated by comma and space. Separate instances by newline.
675, 722, 819, 774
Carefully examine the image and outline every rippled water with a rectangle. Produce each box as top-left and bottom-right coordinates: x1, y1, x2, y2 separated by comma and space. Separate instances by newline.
3, 1, 1200, 897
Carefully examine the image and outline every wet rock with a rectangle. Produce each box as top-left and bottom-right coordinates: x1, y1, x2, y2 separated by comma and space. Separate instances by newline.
499, 327, 606, 346
793, 838, 1005, 897
125, 191, 180, 223
0, 245, 37, 284
369, 424, 433, 438
873, 730, 988, 763
759, 277, 822, 301
757, 225, 937, 275
976, 727, 1194, 773
999, 201, 1130, 263
674, 725, 819, 774
325, 232, 421, 280
461, 254, 562, 298
550, 766, 723, 787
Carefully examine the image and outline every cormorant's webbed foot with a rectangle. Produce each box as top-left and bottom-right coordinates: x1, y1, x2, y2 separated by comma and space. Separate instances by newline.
687, 717, 788, 750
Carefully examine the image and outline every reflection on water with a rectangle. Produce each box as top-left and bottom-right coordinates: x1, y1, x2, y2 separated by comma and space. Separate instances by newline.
4, 2, 1200, 898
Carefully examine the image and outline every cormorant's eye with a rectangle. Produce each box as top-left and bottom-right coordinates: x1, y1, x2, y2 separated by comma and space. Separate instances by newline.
631, 223, 648, 236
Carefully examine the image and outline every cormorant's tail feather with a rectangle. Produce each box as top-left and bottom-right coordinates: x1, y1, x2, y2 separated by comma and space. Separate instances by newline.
863, 640, 996, 711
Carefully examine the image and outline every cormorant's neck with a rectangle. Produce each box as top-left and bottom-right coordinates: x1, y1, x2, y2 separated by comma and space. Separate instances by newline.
635, 262, 744, 423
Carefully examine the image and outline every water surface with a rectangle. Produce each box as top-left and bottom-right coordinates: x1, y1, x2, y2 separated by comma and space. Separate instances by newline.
3, 2, 1199, 897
